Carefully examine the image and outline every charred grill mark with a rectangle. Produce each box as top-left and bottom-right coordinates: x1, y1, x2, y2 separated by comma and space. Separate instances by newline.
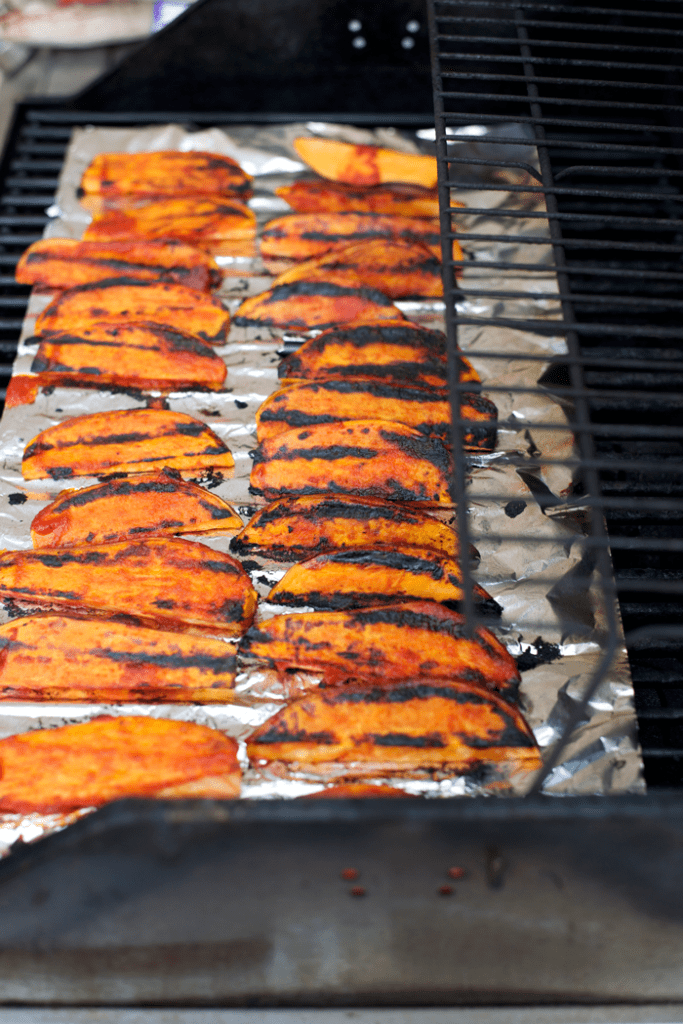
88, 644, 236, 673
196, 499, 239, 520
379, 429, 451, 474
253, 499, 425, 527
369, 732, 447, 748
217, 599, 248, 623
281, 359, 448, 384
254, 443, 380, 465
350, 605, 469, 637
25, 252, 201, 281
5, 586, 81, 601
23, 439, 53, 459
254, 727, 336, 745
327, 683, 488, 705
258, 281, 394, 305
311, 325, 447, 352
46, 478, 187, 511
323, 549, 448, 577
273, 588, 455, 610
202, 559, 242, 576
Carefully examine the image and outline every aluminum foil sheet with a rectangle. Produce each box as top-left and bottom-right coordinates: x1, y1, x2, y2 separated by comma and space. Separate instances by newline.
0, 121, 644, 854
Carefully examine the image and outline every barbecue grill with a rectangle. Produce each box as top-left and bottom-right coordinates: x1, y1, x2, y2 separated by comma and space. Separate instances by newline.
0, 0, 682, 1010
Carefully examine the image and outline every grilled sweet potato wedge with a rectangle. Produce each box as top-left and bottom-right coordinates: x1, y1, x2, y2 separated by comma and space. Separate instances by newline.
22, 408, 234, 481
279, 322, 479, 390
231, 494, 461, 561
277, 179, 440, 218
0, 716, 240, 813
256, 379, 497, 450
0, 537, 257, 636
269, 238, 452, 299
32, 470, 242, 548
35, 281, 230, 346
261, 212, 443, 264
0, 615, 237, 702
83, 196, 256, 254
250, 419, 452, 507
247, 679, 539, 776
233, 280, 403, 331
293, 138, 438, 188
267, 547, 496, 613
240, 599, 519, 694
16, 238, 221, 292
80, 150, 252, 200
31, 322, 227, 392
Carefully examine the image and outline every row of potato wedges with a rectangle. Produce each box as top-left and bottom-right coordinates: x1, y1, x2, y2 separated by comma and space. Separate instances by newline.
0, 143, 540, 811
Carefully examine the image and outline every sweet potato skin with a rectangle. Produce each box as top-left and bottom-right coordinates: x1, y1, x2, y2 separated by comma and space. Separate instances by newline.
0, 715, 240, 813
0, 615, 237, 702
261, 212, 444, 263
30, 322, 227, 393
83, 196, 256, 253
231, 494, 460, 562
22, 408, 234, 481
250, 419, 452, 507
293, 138, 438, 188
277, 180, 440, 218
233, 280, 403, 331
255, 378, 497, 450
32, 471, 242, 548
34, 281, 230, 346
279, 322, 478, 389
16, 238, 221, 292
267, 547, 496, 612
247, 680, 539, 775
0, 536, 258, 636
80, 150, 252, 200
240, 599, 520, 695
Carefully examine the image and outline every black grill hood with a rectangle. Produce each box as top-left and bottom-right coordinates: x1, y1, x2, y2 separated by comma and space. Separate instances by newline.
66, 0, 434, 118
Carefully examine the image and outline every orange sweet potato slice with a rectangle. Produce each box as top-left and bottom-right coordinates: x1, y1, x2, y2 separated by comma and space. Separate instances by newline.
31, 322, 227, 393
231, 494, 461, 562
83, 196, 256, 254
0, 716, 240, 813
80, 150, 252, 200
16, 238, 221, 292
255, 379, 497, 450
250, 419, 452, 507
260, 212, 445, 263
240, 599, 519, 695
0, 615, 237, 702
267, 547, 497, 614
293, 138, 438, 188
247, 679, 539, 776
233, 279, 403, 331
31, 470, 242, 548
277, 179, 440, 218
23, 408, 234, 482
279, 322, 479, 390
35, 281, 230, 346
269, 238, 452, 298
0, 536, 257, 636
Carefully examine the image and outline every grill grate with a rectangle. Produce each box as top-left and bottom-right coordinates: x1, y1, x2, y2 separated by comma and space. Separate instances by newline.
427, 0, 683, 786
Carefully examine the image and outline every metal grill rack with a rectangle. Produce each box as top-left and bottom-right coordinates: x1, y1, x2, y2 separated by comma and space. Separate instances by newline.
427, 0, 683, 788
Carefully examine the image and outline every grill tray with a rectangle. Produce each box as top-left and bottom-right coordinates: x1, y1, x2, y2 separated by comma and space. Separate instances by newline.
0, 0, 681, 1005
